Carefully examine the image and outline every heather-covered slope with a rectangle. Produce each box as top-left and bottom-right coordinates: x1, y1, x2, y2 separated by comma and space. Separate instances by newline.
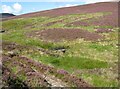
6, 2, 118, 18
1, 2, 119, 88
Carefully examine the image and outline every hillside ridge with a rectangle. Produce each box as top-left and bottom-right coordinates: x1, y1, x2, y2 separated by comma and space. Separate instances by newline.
3, 2, 118, 20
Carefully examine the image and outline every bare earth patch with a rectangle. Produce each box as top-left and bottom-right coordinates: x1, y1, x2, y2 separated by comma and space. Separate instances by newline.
28, 28, 103, 42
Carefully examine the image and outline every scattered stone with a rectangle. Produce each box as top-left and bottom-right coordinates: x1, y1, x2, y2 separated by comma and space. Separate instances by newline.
7, 51, 18, 58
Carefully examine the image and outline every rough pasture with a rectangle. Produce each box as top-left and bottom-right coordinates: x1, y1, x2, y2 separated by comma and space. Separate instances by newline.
2, 2, 119, 88
2, 42, 92, 87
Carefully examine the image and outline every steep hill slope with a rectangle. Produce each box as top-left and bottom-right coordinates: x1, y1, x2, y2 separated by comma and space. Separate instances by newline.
2, 2, 119, 88
6, 2, 118, 18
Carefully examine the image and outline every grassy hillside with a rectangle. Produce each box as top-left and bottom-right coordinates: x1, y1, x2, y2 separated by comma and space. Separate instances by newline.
2, 2, 119, 87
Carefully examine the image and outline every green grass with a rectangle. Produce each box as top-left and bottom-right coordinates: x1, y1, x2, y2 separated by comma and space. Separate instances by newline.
17, 74, 27, 82
12, 67, 27, 81
89, 44, 113, 52
81, 74, 118, 87
11, 66, 19, 74
25, 51, 109, 71
2, 11, 119, 87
